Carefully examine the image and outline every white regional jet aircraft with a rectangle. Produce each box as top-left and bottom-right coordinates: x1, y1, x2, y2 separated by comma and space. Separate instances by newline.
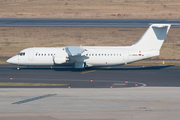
7, 24, 171, 70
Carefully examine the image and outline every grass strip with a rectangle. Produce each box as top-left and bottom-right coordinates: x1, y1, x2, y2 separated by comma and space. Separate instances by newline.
0, 82, 69, 86
127, 61, 180, 66
0, 59, 8, 64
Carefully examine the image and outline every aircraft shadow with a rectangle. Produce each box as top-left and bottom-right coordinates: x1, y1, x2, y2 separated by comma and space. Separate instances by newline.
88, 65, 174, 71
54, 65, 173, 71
9, 65, 174, 72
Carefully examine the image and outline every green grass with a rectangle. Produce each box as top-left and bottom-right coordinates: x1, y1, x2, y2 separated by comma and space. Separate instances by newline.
176, 44, 180, 46
0, 59, 8, 64
0, 82, 69, 86
127, 61, 180, 66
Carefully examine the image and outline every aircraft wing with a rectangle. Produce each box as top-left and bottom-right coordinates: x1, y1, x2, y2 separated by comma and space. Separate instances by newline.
65, 46, 86, 56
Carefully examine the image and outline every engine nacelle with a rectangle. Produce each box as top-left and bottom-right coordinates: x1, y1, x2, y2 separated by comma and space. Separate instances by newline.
54, 57, 67, 64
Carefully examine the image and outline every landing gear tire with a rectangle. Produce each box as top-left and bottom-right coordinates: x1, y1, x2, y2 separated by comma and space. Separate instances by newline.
17, 66, 20, 70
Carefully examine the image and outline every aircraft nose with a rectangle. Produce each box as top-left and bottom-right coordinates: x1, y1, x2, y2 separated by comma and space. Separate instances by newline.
7, 56, 18, 64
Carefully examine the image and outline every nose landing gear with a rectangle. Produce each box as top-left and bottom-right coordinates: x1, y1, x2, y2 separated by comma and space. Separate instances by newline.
17, 66, 20, 70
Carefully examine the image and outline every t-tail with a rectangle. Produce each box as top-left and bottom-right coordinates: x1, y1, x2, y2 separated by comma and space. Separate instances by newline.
131, 24, 171, 50
130, 24, 171, 59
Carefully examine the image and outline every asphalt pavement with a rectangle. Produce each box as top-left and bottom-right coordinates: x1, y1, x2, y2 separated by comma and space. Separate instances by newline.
1, 65, 180, 120
0, 64, 180, 88
0, 18, 180, 27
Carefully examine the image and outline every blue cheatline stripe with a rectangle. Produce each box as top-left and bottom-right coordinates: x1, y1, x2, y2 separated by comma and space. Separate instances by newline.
12, 94, 57, 104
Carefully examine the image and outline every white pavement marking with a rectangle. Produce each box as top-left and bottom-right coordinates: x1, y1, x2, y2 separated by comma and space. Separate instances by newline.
0, 87, 180, 120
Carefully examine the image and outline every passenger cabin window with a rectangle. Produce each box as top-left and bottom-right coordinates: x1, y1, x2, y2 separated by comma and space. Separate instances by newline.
18, 52, 25, 56
51, 54, 53, 56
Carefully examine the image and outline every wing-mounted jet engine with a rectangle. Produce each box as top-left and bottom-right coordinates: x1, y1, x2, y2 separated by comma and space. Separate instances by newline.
53, 56, 69, 64
53, 48, 69, 64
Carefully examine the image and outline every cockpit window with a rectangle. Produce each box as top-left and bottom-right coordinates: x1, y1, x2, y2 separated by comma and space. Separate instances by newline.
18, 52, 25, 56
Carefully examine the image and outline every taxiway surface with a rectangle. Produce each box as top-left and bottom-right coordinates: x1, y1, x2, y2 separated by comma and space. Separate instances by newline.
1, 65, 180, 120
0, 18, 180, 27
0, 65, 180, 88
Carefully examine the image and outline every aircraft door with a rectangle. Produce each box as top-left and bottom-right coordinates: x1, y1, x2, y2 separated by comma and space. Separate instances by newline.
28, 50, 34, 61
123, 50, 129, 61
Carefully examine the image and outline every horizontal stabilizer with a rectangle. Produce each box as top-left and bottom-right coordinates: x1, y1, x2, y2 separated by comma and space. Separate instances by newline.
151, 24, 170, 28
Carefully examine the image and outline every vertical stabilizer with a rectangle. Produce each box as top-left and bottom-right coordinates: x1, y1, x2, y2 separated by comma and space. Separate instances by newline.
131, 24, 171, 50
